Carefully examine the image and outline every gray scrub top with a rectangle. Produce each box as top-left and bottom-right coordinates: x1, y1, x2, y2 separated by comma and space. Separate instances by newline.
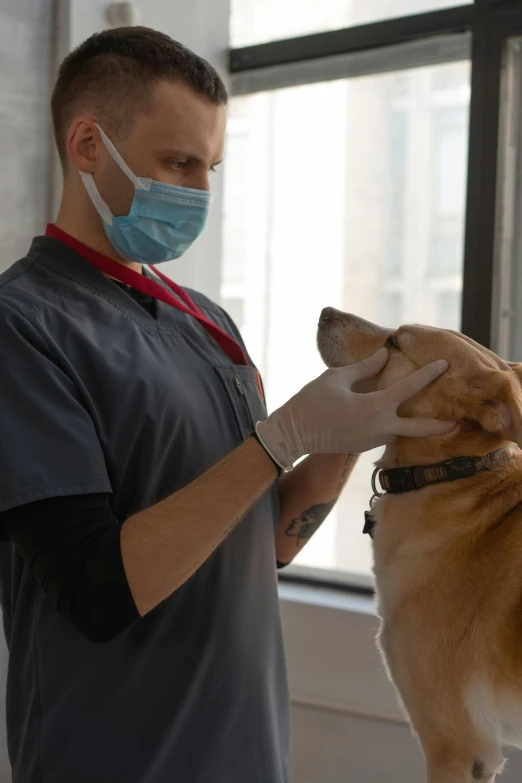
0, 236, 290, 783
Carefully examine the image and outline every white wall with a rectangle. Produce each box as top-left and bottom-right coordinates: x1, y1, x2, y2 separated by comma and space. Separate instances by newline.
280, 585, 522, 783
291, 705, 426, 783
291, 704, 522, 783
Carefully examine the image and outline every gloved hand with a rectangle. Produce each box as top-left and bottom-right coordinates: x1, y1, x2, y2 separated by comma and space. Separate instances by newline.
256, 348, 455, 472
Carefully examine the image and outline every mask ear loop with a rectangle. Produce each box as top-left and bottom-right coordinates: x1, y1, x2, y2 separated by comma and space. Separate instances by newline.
79, 171, 114, 226
94, 123, 150, 191
78, 122, 152, 227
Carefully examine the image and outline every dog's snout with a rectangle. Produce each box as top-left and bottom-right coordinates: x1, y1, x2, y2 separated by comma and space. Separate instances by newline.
320, 307, 336, 324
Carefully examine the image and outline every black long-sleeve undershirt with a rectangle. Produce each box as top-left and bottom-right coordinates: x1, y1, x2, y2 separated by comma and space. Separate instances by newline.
0, 281, 152, 642
0, 494, 139, 643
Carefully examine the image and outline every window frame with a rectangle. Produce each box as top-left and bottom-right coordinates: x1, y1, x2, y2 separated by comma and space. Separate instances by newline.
227, 0, 522, 592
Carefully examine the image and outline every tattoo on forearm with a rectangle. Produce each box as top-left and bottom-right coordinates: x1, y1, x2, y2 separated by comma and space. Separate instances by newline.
285, 499, 336, 547
284, 455, 358, 548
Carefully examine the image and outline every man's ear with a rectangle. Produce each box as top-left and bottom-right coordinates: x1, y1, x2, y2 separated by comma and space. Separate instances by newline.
444, 369, 522, 447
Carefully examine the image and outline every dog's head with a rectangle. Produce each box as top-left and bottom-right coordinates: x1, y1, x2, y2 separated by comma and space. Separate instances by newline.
317, 308, 522, 463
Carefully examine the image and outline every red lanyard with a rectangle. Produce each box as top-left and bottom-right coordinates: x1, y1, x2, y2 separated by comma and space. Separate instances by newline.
45, 224, 264, 398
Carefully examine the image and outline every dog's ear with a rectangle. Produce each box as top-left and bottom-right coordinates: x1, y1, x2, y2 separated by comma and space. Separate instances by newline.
447, 368, 522, 447
508, 362, 522, 385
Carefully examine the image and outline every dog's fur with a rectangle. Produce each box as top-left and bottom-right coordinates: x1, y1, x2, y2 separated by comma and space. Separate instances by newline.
317, 309, 522, 783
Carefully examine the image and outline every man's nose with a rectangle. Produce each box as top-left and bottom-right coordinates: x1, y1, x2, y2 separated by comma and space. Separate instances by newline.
189, 173, 210, 192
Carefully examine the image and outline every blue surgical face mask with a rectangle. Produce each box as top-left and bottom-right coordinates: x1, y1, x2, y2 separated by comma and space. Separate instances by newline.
79, 124, 213, 265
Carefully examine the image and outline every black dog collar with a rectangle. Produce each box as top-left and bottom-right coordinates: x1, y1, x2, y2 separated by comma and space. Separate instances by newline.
363, 448, 508, 539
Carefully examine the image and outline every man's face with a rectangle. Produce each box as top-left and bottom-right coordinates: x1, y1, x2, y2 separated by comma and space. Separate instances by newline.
89, 79, 226, 217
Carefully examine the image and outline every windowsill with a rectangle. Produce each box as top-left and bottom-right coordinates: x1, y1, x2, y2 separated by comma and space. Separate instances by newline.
278, 580, 376, 616
278, 563, 374, 595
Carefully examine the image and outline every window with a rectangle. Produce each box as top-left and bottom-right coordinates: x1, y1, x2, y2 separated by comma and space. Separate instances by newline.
436, 290, 461, 331
222, 59, 470, 578
493, 37, 522, 363
221, 119, 250, 332
380, 291, 404, 328
231, 0, 473, 48
385, 108, 407, 277
225, 0, 522, 588
429, 105, 469, 278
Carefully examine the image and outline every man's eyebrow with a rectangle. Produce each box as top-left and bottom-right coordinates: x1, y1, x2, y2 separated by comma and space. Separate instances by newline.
159, 149, 223, 167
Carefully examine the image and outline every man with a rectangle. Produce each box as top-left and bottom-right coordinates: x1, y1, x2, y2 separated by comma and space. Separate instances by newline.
0, 27, 453, 783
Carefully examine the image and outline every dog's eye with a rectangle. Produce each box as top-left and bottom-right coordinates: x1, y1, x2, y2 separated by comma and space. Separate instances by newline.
386, 335, 400, 351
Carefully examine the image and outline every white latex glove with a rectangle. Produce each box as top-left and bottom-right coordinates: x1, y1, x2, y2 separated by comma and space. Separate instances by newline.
256, 348, 455, 471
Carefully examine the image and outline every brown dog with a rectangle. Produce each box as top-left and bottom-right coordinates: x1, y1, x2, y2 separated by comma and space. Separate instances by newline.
317, 308, 522, 783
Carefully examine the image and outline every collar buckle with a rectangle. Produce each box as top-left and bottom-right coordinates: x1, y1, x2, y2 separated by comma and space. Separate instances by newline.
383, 466, 416, 493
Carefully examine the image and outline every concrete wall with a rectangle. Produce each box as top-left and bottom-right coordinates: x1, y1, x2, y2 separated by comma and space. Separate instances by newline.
0, 2, 53, 776
0, 0, 53, 272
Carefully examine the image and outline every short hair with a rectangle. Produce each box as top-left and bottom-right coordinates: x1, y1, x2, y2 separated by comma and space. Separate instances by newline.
51, 26, 228, 164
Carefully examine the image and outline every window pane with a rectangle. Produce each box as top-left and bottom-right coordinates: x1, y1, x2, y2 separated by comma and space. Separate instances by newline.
231, 0, 473, 48
222, 60, 471, 577
493, 38, 522, 363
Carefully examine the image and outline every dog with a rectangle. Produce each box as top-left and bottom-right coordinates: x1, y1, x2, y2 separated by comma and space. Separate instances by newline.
317, 308, 522, 783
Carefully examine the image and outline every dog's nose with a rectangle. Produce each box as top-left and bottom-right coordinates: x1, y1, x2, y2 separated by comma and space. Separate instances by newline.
320, 307, 336, 323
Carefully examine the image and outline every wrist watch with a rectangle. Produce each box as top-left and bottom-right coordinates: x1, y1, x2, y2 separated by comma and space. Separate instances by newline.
251, 423, 293, 476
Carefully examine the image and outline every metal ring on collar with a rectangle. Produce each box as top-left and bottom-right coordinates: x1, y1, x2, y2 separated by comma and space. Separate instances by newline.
371, 467, 386, 499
